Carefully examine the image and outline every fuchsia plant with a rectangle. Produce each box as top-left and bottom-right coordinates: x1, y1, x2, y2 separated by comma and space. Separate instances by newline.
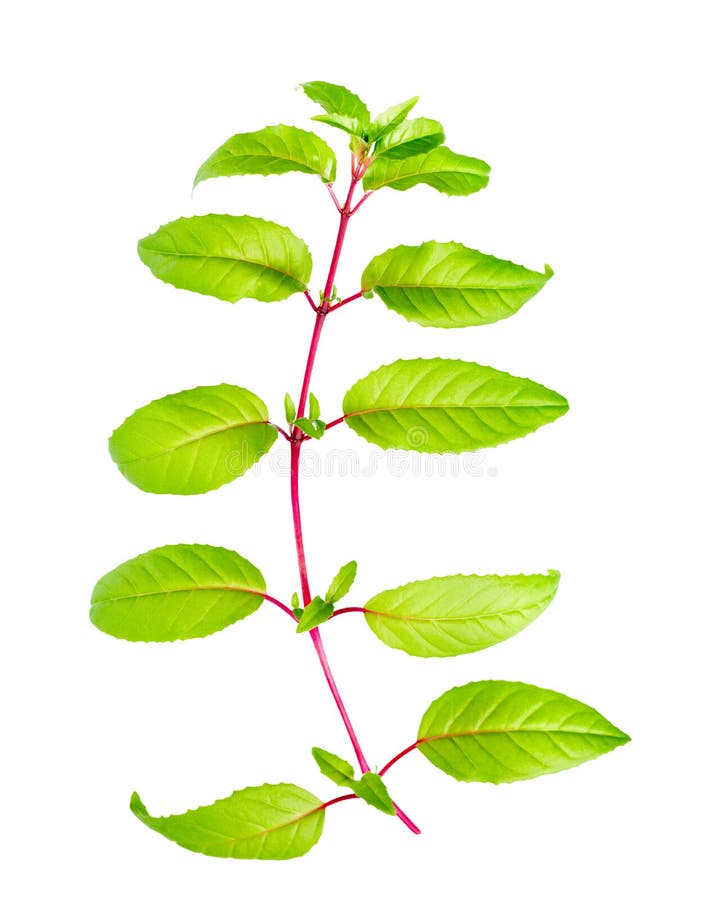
90, 81, 629, 859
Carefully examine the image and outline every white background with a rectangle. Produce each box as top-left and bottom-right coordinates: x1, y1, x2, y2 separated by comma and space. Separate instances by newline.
3, 1, 719, 896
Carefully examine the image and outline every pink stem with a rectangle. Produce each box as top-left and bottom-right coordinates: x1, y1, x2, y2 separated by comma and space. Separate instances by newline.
329, 290, 364, 313
379, 740, 423, 777
262, 593, 297, 621
330, 606, 367, 617
324, 415, 346, 431
304, 290, 318, 312
350, 191, 372, 216
326, 182, 342, 213
321, 793, 357, 810
288, 167, 421, 836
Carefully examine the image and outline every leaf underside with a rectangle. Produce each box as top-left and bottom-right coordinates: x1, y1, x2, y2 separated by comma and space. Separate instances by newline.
109, 383, 277, 494
137, 214, 312, 303
362, 241, 553, 328
131, 784, 325, 860
194, 124, 337, 186
363, 146, 490, 195
342, 358, 568, 453
90, 544, 266, 642
364, 571, 560, 657
418, 681, 630, 783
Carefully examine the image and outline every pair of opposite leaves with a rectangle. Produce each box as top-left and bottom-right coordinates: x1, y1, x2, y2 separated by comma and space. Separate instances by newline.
95, 81, 628, 861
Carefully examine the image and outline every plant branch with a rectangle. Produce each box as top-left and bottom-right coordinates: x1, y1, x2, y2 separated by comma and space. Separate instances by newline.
325, 182, 342, 213
304, 290, 318, 312
350, 191, 372, 216
262, 593, 297, 621
288, 166, 421, 836
328, 290, 364, 312
324, 415, 346, 431
379, 740, 423, 777
330, 606, 367, 617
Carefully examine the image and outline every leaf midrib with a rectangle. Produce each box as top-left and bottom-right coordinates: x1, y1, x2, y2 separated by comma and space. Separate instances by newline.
187, 802, 324, 849
121, 418, 270, 464
419, 726, 624, 743
140, 248, 305, 285
344, 402, 563, 419
363, 602, 546, 624
92, 585, 266, 608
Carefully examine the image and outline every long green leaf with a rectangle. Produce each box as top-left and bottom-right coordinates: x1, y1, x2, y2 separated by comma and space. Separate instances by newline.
362, 241, 551, 328
342, 359, 568, 453
109, 384, 277, 494
368, 97, 419, 142
364, 571, 559, 657
312, 747, 355, 788
299, 81, 370, 125
90, 544, 266, 642
417, 681, 630, 783
137, 214, 312, 303
131, 784, 324, 860
363, 146, 490, 195
353, 773, 395, 816
194, 125, 336, 187
326, 560, 357, 603
374, 118, 445, 159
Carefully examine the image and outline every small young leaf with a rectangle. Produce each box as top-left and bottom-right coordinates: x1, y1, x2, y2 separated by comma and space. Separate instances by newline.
362, 241, 552, 328
417, 681, 630, 784
363, 146, 490, 195
368, 96, 419, 142
300, 81, 370, 125
364, 571, 560, 657
294, 417, 326, 440
90, 544, 266, 642
109, 383, 277, 494
284, 392, 297, 424
291, 592, 300, 610
130, 784, 325, 860
374, 118, 445, 160
309, 392, 321, 421
312, 113, 365, 137
353, 773, 396, 816
312, 747, 355, 788
138, 214, 312, 303
326, 561, 358, 604
343, 359, 568, 453
296, 597, 335, 633
193, 125, 336, 187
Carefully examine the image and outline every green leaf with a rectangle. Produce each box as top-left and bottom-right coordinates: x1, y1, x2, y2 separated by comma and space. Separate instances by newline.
284, 392, 296, 424
312, 747, 355, 788
353, 773, 396, 816
130, 784, 324, 860
342, 359, 568, 453
296, 597, 335, 633
363, 146, 490, 195
294, 417, 326, 440
193, 125, 336, 187
368, 96, 419, 142
308, 392, 321, 421
137, 214, 312, 303
362, 241, 552, 328
417, 681, 630, 784
300, 81, 370, 125
326, 561, 357, 604
310, 750, 395, 816
90, 544, 266, 642
109, 384, 277, 494
311, 113, 365, 137
291, 592, 300, 610
364, 571, 559, 657
374, 118, 445, 160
